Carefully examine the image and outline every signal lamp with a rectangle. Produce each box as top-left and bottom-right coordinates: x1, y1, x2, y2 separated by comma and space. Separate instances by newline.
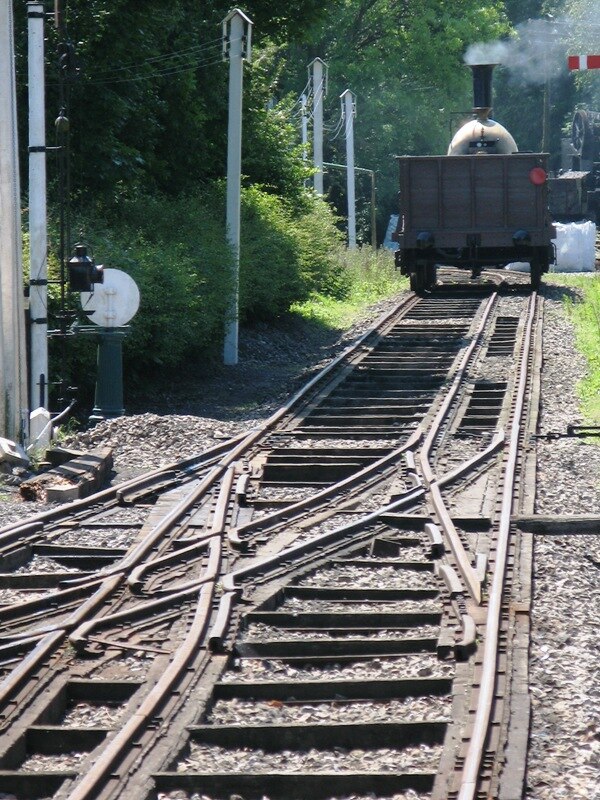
529, 167, 547, 185
68, 244, 104, 292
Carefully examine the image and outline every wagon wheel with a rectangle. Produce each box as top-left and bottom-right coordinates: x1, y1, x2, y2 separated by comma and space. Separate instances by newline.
425, 264, 437, 290
410, 264, 436, 295
530, 259, 542, 291
409, 270, 424, 294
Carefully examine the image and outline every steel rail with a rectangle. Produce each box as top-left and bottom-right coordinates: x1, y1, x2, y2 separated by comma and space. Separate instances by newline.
0, 296, 419, 759
458, 291, 538, 799
60, 462, 233, 800
0, 295, 418, 610
0, 294, 417, 557
231, 425, 424, 545
62, 532, 224, 800
0, 574, 122, 717
419, 293, 498, 602
127, 534, 214, 593
0, 289, 531, 800
130, 464, 238, 595
35, 470, 233, 800
211, 482, 427, 649
0, 575, 121, 642
207, 293, 420, 476
437, 429, 505, 488
419, 292, 498, 485
59, 468, 229, 588
56, 295, 419, 590
68, 580, 209, 650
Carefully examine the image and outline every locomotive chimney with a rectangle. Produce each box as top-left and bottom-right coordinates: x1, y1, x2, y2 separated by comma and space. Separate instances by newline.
448, 61, 517, 154
470, 63, 496, 117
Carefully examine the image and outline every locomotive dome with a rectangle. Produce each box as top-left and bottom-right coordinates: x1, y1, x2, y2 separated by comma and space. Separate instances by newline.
448, 113, 518, 155
448, 62, 518, 155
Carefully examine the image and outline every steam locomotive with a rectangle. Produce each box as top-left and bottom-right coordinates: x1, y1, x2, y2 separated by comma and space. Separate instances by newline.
394, 64, 555, 292
548, 108, 600, 222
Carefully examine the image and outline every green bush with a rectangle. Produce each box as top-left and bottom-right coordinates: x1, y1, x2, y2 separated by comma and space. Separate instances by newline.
289, 196, 345, 298
239, 187, 302, 320
45, 189, 233, 395
43, 183, 344, 398
239, 188, 345, 319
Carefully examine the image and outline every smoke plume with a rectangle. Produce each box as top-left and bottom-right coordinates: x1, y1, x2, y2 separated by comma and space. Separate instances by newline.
465, 14, 598, 85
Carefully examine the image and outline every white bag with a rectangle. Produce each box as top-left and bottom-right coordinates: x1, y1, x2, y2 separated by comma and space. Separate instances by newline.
551, 221, 597, 272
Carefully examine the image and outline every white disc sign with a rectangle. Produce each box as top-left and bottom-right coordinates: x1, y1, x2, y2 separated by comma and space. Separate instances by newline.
80, 268, 140, 327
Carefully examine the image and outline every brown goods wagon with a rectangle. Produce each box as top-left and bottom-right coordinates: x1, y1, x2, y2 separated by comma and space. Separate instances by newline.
395, 152, 555, 291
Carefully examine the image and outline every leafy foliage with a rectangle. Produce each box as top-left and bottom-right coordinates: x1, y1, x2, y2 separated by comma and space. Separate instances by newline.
45, 186, 344, 397
283, 0, 510, 235
239, 187, 343, 319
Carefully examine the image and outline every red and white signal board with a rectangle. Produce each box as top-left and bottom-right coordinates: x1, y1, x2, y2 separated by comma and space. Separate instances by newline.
568, 55, 600, 70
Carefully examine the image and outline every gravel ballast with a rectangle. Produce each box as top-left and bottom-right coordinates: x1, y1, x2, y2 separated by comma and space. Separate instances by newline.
0, 280, 598, 797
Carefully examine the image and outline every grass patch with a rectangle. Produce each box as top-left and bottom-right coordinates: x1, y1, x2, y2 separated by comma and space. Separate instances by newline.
291, 247, 407, 329
546, 272, 600, 423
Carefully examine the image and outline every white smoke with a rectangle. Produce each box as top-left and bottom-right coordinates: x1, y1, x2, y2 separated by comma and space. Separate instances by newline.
465, 16, 584, 85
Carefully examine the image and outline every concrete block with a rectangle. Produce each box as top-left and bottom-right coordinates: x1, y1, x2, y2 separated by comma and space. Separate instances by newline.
0, 437, 29, 468
29, 407, 52, 450
20, 447, 113, 503
44, 446, 87, 467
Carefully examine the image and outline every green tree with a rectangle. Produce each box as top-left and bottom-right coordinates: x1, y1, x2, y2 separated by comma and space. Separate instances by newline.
282, 0, 509, 238
13, 0, 333, 204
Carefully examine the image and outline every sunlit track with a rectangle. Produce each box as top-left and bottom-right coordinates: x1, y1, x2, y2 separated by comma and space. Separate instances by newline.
0, 283, 543, 800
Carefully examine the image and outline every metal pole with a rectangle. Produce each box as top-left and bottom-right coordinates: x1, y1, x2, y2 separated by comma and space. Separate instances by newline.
370, 170, 377, 248
223, 9, 252, 366
28, 1, 48, 412
311, 58, 326, 194
342, 90, 356, 248
0, 0, 28, 441
542, 76, 549, 153
89, 328, 127, 424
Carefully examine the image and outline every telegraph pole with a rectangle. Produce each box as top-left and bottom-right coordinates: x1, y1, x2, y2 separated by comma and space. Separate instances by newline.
223, 8, 253, 366
309, 58, 327, 194
341, 89, 357, 248
0, 0, 28, 441
28, 1, 49, 412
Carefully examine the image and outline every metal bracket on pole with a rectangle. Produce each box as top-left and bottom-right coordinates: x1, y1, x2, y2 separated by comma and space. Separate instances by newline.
223, 8, 253, 61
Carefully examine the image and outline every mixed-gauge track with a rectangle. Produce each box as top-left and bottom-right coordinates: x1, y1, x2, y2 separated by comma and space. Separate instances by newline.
0, 270, 545, 800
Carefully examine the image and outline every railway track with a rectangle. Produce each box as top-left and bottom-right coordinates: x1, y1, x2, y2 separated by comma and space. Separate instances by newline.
0, 277, 542, 800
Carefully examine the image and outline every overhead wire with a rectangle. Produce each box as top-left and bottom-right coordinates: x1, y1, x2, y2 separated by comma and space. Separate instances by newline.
85, 40, 228, 85
288, 77, 312, 112
305, 82, 325, 121
90, 38, 223, 78
327, 111, 345, 141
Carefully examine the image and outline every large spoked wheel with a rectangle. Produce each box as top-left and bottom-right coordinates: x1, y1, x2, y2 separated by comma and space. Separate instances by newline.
572, 110, 592, 159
